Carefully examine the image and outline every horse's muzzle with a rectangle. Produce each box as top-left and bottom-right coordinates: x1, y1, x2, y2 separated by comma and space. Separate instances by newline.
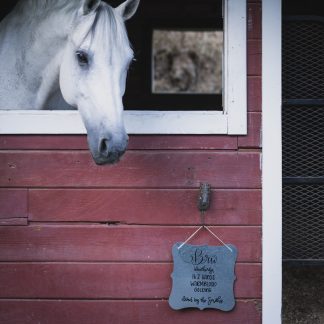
88, 134, 129, 165
97, 138, 127, 165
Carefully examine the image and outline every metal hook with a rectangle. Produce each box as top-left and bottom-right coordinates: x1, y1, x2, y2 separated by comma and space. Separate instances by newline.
198, 183, 211, 213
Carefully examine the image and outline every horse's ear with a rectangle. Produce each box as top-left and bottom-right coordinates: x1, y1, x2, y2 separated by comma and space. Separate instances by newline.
116, 0, 140, 21
82, 0, 101, 15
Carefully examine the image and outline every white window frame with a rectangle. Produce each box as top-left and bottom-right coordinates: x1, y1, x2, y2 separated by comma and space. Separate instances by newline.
0, 0, 246, 135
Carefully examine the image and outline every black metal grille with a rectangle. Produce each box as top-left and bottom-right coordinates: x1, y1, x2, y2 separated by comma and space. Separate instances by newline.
283, 18, 324, 100
283, 185, 324, 260
283, 16, 324, 261
282, 105, 324, 178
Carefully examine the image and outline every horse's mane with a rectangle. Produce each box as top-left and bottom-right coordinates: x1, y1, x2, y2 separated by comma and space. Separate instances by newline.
14, 0, 80, 17
13, 0, 131, 56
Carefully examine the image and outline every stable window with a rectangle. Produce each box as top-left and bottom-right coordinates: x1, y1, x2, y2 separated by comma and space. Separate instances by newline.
0, 0, 247, 135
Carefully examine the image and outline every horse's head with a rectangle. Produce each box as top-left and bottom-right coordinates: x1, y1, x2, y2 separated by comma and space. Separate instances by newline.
60, 0, 139, 165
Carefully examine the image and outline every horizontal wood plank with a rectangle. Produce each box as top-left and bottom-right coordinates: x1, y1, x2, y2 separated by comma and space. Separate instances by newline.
0, 189, 27, 219
0, 152, 261, 188
0, 263, 261, 299
29, 189, 261, 225
0, 135, 238, 150
238, 113, 261, 148
130, 135, 238, 150
0, 300, 262, 324
0, 225, 261, 262
0, 218, 28, 226
0, 135, 87, 150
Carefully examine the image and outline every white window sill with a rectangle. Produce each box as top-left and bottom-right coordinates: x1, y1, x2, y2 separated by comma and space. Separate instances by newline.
0, 110, 228, 135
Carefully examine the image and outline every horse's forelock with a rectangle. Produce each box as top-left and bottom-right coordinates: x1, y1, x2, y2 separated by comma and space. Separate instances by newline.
88, 4, 132, 60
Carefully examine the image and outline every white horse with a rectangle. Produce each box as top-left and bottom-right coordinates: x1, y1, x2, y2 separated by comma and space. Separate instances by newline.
0, 0, 140, 164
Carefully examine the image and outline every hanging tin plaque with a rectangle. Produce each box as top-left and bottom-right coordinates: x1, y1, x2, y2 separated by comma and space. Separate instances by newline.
169, 243, 237, 311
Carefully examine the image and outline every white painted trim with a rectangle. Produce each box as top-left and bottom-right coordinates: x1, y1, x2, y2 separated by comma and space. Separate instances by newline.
0, 110, 227, 134
0, 0, 246, 135
225, 0, 247, 135
262, 0, 282, 323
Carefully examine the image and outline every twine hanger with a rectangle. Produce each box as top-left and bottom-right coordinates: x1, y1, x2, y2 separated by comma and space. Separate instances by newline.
178, 183, 233, 252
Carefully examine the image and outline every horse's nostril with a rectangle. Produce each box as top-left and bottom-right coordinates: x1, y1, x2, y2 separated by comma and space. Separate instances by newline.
96, 137, 128, 164
99, 139, 109, 157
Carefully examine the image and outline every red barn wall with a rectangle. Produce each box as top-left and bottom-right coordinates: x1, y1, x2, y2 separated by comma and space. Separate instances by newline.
0, 0, 262, 323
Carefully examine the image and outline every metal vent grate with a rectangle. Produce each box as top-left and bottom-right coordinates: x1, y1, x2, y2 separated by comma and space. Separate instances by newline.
282, 105, 324, 178
283, 15, 324, 262
283, 185, 324, 260
283, 18, 324, 100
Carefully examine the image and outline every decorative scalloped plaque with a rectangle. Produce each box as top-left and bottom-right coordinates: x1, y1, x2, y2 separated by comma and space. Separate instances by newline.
169, 243, 237, 311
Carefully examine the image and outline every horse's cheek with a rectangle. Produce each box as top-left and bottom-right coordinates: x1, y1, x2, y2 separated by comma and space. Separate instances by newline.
59, 58, 77, 107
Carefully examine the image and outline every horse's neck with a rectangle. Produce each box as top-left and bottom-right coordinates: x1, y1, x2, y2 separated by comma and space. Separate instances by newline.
0, 7, 74, 110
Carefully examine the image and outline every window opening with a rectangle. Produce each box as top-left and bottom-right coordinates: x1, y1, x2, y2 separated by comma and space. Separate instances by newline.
122, 0, 223, 111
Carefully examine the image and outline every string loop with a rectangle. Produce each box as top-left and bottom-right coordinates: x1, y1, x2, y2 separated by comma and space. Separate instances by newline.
177, 226, 233, 252
177, 183, 233, 252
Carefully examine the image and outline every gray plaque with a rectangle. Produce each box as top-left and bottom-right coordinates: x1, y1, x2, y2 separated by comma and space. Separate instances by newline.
169, 243, 238, 311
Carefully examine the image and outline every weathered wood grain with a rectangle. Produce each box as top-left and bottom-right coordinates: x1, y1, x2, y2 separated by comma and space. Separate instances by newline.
0, 135, 237, 150
0, 135, 86, 150
28, 189, 261, 225
0, 300, 262, 324
0, 263, 261, 299
238, 113, 261, 148
0, 151, 261, 188
248, 3, 261, 40
0, 218, 28, 226
130, 135, 238, 151
0, 189, 27, 219
0, 225, 261, 262
248, 40, 261, 77
248, 77, 261, 112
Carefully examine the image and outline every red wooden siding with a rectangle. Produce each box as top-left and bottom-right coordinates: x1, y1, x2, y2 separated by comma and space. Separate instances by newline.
248, 77, 262, 112
248, 3, 262, 40
239, 113, 262, 148
28, 189, 261, 224
248, 40, 261, 77
0, 189, 27, 218
0, 301, 261, 324
0, 226, 261, 262
0, 151, 261, 188
0, 189, 28, 225
0, 1, 262, 323
0, 134, 238, 150
0, 263, 261, 299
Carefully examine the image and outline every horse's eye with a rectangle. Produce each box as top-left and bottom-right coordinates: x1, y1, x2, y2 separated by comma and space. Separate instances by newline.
76, 50, 89, 67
